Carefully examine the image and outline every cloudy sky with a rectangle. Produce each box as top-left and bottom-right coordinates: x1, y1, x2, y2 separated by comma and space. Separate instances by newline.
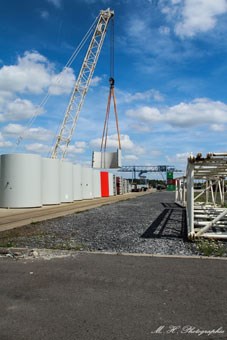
1, 0, 227, 170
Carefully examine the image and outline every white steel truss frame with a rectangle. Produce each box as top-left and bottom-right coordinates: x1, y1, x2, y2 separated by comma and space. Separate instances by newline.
51, 9, 114, 159
175, 152, 227, 240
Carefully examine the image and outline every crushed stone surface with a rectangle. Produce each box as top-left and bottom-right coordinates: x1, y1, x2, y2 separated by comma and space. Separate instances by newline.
0, 192, 226, 257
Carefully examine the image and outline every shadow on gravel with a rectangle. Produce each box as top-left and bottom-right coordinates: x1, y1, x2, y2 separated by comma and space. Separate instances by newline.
141, 203, 187, 240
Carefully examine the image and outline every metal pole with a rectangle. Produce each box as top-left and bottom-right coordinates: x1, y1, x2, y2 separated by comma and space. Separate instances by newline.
175, 179, 178, 201
222, 179, 225, 206
206, 180, 209, 204
187, 163, 194, 238
210, 180, 215, 206
183, 177, 186, 206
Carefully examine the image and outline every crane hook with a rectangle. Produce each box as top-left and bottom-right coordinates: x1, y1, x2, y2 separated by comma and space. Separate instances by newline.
109, 77, 115, 88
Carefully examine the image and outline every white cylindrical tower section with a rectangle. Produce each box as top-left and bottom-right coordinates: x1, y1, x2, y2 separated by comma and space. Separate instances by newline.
109, 173, 114, 196
73, 164, 82, 200
60, 161, 73, 203
82, 167, 93, 199
0, 153, 42, 208
93, 169, 101, 198
42, 158, 60, 205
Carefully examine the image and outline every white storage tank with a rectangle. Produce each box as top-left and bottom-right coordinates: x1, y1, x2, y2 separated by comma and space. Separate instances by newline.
93, 169, 101, 198
42, 158, 60, 205
122, 178, 125, 194
60, 161, 74, 203
73, 164, 82, 200
123, 178, 127, 194
0, 153, 42, 208
117, 176, 123, 195
109, 173, 114, 196
82, 167, 93, 199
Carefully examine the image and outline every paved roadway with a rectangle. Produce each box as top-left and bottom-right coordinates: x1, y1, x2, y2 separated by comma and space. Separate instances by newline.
0, 252, 226, 340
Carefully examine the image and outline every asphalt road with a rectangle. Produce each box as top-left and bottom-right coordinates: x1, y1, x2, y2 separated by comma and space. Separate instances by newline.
0, 252, 226, 340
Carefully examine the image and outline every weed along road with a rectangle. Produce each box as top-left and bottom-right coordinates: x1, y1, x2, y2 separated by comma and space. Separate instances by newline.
0, 253, 227, 340
0, 191, 227, 340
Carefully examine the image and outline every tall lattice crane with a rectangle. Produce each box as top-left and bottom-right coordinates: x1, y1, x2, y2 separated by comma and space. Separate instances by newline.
51, 9, 114, 159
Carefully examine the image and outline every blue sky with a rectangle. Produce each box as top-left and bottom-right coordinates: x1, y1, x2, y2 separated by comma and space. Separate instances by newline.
1, 0, 227, 171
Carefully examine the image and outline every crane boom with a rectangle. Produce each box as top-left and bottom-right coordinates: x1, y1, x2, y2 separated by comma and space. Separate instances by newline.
51, 9, 114, 159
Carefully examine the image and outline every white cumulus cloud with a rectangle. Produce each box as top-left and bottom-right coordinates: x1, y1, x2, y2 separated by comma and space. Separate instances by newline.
118, 89, 164, 104
127, 18, 147, 39
0, 51, 75, 96
210, 123, 226, 131
67, 141, 87, 154
164, 0, 227, 38
166, 152, 191, 166
90, 134, 145, 155
0, 51, 51, 94
49, 67, 75, 95
0, 132, 12, 148
126, 98, 227, 128
124, 154, 139, 161
126, 106, 162, 122
90, 76, 102, 87
0, 98, 44, 121
25, 143, 50, 153
3, 124, 53, 142
165, 98, 227, 126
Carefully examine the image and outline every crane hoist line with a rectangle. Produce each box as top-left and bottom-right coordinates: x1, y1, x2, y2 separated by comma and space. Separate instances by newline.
51, 9, 114, 160
92, 14, 122, 169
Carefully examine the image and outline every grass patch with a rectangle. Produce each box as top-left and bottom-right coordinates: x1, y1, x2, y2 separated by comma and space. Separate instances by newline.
31, 220, 40, 225
0, 240, 15, 248
196, 238, 226, 257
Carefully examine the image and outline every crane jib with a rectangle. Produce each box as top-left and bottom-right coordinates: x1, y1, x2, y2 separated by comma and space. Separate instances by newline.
51, 9, 114, 160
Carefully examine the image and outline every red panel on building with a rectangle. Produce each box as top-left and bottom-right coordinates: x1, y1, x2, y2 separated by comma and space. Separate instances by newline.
100, 171, 109, 197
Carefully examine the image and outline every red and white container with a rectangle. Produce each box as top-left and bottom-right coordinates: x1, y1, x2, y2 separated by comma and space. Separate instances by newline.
100, 171, 109, 197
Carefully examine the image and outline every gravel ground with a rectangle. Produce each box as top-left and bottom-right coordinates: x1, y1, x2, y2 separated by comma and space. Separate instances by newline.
0, 191, 227, 257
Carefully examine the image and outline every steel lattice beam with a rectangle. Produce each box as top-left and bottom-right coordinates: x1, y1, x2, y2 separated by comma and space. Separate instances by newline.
51, 9, 114, 159
119, 165, 182, 173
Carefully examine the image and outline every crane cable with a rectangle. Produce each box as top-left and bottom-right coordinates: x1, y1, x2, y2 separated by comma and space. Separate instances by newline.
100, 17, 121, 152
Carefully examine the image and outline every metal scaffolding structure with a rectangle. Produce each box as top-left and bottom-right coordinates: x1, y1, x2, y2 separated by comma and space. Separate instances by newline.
119, 165, 182, 180
175, 152, 227, 240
